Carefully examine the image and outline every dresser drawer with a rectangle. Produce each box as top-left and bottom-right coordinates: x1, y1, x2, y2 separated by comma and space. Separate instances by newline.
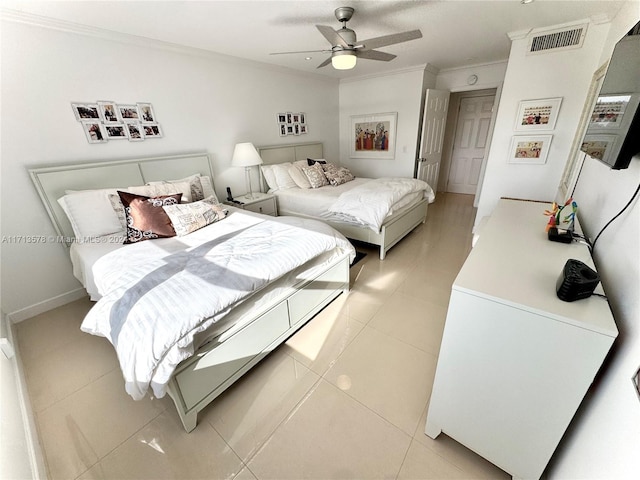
244, 198, 276, 216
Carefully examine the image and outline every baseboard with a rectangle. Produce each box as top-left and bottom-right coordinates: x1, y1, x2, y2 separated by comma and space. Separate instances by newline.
8, 288, 87, 323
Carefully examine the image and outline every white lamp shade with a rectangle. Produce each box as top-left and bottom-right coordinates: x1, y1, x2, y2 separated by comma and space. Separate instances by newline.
331, 51, 357, 70
231, 142, 263, 167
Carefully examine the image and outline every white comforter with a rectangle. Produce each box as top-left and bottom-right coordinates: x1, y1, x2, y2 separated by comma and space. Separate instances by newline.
328, 177, 435, 231
81, 212, 354, 400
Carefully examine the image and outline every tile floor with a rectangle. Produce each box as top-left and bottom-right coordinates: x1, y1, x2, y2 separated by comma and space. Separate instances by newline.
16, 192, 510, 479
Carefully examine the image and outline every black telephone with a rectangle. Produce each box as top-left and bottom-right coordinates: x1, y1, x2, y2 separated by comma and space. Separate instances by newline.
226, 187, 243, 204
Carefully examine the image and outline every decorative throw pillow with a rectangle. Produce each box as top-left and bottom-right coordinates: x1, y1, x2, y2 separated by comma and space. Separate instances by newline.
199, 175, 218, 202
162, 196, 228, 236
148, 174, 204, 201
301, 163, 329, 188
128, 181, 192, 203
118, 191, 182, 244
322, 163, 355, 186
307, 158, 327, 166
108, 193, 127, 230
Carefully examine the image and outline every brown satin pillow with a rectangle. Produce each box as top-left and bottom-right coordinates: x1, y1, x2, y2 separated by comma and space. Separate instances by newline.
117, 191, 182, 244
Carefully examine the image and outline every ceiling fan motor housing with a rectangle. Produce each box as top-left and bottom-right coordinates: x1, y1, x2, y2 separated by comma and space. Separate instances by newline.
334, 6, 354, 23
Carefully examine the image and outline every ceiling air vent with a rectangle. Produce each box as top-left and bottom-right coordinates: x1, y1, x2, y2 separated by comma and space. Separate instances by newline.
528, 24, 587, 54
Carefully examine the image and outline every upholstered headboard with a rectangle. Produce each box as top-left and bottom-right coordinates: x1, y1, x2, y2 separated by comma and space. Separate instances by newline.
256, 142, 323, 191
29, 152, 214, 242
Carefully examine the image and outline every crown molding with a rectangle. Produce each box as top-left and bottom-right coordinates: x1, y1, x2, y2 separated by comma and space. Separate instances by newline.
339, 64, 429, 84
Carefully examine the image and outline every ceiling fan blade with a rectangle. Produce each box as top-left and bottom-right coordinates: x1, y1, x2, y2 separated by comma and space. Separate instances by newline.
316, 57, 332, 69
355, 50, 396, 62
359, 30, 422, 50
270, 49, 331, 55
316, 25, 349, 48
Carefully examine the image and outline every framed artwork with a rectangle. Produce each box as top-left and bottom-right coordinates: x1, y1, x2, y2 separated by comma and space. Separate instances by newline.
82, 122, 106, 143
97, 101, 121, 124
514, 98, 562, 131
299, 113, 306, 125
126, 123, 144, 141
72, 103, 102, 122
137, 102, 156, 123
350, 112, 397, 159
118, 104, 140, 122
581, 134, 617, 164
142, 123, 163, 138
508, 135, 553, 164
104, 124, 129, 140
300, 124, 308, 134
277, 113, 287, 123
278, 123, 287, 137
588, 95, 630, 129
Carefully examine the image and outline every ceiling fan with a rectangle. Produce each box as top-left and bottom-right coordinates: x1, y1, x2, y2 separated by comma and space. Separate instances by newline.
270, 6, 422, 70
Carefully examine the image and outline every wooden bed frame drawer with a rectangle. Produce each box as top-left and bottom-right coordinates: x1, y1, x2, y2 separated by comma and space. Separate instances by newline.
287, 260, 347, 327
175, 301, 290, 410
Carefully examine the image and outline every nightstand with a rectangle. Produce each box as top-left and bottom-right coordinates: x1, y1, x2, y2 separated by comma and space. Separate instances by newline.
226, 192, 277, 216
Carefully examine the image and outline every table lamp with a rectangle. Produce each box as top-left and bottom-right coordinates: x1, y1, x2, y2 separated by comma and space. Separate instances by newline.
231, 142, 263, 199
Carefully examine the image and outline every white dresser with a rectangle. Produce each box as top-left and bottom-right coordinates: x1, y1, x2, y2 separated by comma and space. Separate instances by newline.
425, 198, 617, 480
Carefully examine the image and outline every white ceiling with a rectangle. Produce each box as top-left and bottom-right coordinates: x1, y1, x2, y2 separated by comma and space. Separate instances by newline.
4, 0, 634, 79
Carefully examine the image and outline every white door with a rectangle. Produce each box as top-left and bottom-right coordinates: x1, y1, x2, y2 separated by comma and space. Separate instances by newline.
417, 89, 450, 189
447, 95, 495, 194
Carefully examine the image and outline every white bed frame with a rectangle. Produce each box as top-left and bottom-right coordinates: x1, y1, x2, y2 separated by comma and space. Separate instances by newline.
257, 142, 430, 260
29, 152, 350, 432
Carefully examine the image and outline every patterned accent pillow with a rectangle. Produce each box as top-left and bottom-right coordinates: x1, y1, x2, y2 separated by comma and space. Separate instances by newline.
301, 163, 329, 188
117, 191, 182, 244
108, 193, 127, 230
162, 196, 228, 236
307, 158, 327, 166
128, 181, 192, 203
148, 174, 205, 201
322, 163, 355, 186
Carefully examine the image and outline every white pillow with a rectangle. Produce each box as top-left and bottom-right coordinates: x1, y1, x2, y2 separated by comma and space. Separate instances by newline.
148, 174, 204, 201
58, 188, 125, 240
260, 163, 296, 192
200, 175, 218, 202
162, 196, 227, 236
260, 165, 279, 191
128, 181, 192, 203
289, 164, 312, 189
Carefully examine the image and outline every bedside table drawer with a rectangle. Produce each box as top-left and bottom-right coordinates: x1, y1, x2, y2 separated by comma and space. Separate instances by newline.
244, 198, 276, 216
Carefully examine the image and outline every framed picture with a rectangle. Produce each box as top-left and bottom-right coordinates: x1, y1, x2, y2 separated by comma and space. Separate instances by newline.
299, 113, 306, 125
118, 104, 140, 122
277, 113, 287, 124
286, 112, 293, 124
588, 95, 630, 129
514, 98, 562, 131
126, 123, 144, 141
350, 112, 397, 159
97, 101, 121, 124
581, 134, 617, 164
137, 102, 156, 123
278, 123, 287, 137
142, 123, 163, 138
300, 124, 308, 134
72, 102, 102, 122
104, 124, 129, 140
82, 122, 107, 143
508, 135, 553, 164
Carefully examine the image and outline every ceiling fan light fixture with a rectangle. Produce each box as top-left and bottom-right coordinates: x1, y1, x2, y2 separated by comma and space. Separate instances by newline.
331, 50, 357, 70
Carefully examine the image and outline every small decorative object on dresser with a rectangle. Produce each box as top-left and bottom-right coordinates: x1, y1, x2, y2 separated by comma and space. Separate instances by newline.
225, 192, 277, 216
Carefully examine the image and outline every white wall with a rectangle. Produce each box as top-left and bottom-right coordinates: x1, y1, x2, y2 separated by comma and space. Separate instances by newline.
338, 66, 427, 178
0, 17, 339, 318
475, 19, 613, 226
545, 5, 640, 478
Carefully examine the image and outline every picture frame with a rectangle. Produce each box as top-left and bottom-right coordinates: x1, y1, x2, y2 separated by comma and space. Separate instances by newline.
97, 101, 121, 124
277, 113, 287, 124
137, 102, 156, 123
81, 122, 107, 143
142, 123, 163, 138
278, 123, 287, 137
118, 104, 140, 122
72, 102, 102, 122
299, 113, 306, 125
588, 95, 630, 129
104, 124, 129, 140
350, 112, 397, 159
300, 124, 308, 134
580, 134, 617, 164
514, 98, 562, 131
126, 123, 144, 141
508, 135, 553, 164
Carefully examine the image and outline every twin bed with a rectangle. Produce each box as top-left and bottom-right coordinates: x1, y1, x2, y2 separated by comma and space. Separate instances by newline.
29, 144, 434, 432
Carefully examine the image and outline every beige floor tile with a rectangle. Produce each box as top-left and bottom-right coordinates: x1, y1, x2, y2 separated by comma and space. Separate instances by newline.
201, 349, 320, 462
397, 440, 469, 479
247, 379, 411, 479
323, 325, 437, 435
368, 291, 447, 356
37, 369, 168, 480
283, 305, 365, 376
77, 410, 244, 480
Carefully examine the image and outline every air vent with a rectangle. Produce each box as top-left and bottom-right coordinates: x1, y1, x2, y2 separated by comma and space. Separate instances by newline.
528, 24, 587, 54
